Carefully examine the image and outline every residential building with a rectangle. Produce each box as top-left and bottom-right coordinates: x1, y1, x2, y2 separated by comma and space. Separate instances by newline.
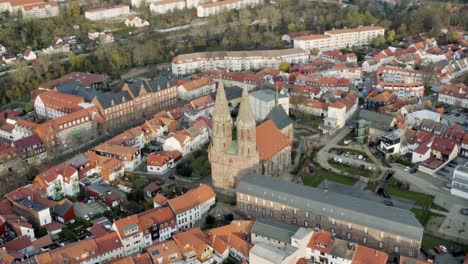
294, 26, 385, 51
163, 118, 211, 156
39, 72, 109, 90
236, 173, 424, 257
378, 129, 402, 157
35, 108, 100, 151
23, 49, 37, 61
84, 4, 130, 21
124, 15, 150, 28
13, 133, 47, 163
375, 82, 425, 99
172, 48, 309, 76
172, 228, 214, 263
150, 0, 185, 14
112, 214, 146, 255
438, 83, 467, 109
146, 241, 184, 263
355, 110, 396, 144
34, 165, 80, 200
167, 184, 215, 230
197, 0, 264, 17
177, 77, 215, 101
319, 91, 358, 135
451, 164, 468, 200
34, 90, 87, 119
93, 143, 141, 171
184, 95, 215, 120
250, 89, 289, 121
138, 207, 178, 242
147, 150, 182, 174
0, 0, 59, 19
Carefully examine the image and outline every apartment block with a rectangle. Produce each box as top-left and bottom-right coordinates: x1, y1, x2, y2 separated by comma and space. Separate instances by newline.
197, 0, 264, 17
451, 165, 468, 200
172, 48, 309, 76
438, 83, 467, 109
294, 26, 385, 51
236, 173, 423, 257
85, 4, 130, 21
34, 91, 87, 119
150, 0, 185, 14
0, 0, 59, 18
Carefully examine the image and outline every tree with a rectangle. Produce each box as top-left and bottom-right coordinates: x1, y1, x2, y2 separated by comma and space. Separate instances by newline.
447, 29, 460, 43
66, 1, 80, 17
279, 62, 291, 72
386, 30, 396, 43
287, 23, 297, 33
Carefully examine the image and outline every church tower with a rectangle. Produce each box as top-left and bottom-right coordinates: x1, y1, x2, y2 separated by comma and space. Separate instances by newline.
211, 81, 232, 153
237, 88, 258, 159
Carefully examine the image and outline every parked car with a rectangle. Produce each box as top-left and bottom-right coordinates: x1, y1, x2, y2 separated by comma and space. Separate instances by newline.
345, 152, 350, 157
169, 175, 175, 180
337, 150, 343, 155
403, 167, 410, 172
383, 200, 393, 206
434, 245, 443, 254
410, 168, 417, 174
439, 245, 447, 253
441, 168, 450, 173
460, 208, 468, 215
452, 249, 464, 257
353, 154, 358, 159
358, 155, 363, 160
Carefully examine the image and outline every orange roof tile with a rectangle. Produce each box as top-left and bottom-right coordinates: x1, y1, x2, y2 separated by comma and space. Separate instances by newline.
113, 214, 141, 239
307, 230, 333, 253
256, 120, 291, 161
147, 150, 182, 167
153, 193, 169, 206
95, 232, 122, 255
173, 228, 212, 262
180, 78, 211, 92
352, 244, 388, 264
147, 241, 183, 264
167, 184, 215, 214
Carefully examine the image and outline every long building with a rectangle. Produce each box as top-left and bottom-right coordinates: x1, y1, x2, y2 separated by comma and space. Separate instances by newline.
0, 0, 58, 18
236, 173, 424, 257
197, 0, 263, 17
294, 26, 385, 51
172, 48, 309, 76
84, 4, 130, 21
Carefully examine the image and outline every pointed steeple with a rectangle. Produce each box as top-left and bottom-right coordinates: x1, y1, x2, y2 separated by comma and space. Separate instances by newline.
212, 80, 231, 123
237, 87, 255, 128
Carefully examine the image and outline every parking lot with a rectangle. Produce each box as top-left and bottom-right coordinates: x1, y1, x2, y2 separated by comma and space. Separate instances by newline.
74, 200, 108, 220
436, 156, 467, 182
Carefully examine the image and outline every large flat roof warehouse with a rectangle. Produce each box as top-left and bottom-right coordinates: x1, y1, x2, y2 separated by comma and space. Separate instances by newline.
237, 173, 424, 240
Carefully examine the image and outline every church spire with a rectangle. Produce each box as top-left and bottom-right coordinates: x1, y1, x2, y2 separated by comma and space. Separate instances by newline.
237, 87, 255, 128
212, 80, 231, 123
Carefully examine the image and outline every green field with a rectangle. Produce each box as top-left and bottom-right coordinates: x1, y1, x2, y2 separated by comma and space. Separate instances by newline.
422, 234, 468, 253
329, 163, 378, 178
386, 185, 434, 208
304, 170, 358, 187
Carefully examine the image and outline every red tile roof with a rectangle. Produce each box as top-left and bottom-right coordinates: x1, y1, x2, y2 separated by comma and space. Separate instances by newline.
307, 230, 333, 253
167, 184, 215, 214
95, 232, 123, 255
431, 137, 458, 156
352, 244, 388, 264
256, 120, 291, 161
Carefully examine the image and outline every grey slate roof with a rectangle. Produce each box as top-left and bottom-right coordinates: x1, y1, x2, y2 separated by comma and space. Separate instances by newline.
358, 110, 395, 131
251, 218, 299, 243
250, 89, 287, 103
53, 200, 73, 217
237, 173, 423, 240
265, 105, 292, 130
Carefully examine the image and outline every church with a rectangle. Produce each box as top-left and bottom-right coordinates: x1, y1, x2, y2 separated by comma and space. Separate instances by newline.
209, 81, 293, 189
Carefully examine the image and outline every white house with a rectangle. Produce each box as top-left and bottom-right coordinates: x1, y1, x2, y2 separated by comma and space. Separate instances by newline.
124, 15, 149, 28
177, 77, 215, 101
150, 0, 185, 14
167, 184, 215, 231
197, 0, 264, 18
23, 49, 37, 61
84, 4, 130, 21
0, 44, 6, 54
438, 83, 467, 109
34, 165, 80, 200
2, 53, 16, 64
112, 214, 145, 256
451, 165, 468, 200
147, 150, 182, 174
163, 133, 192, 156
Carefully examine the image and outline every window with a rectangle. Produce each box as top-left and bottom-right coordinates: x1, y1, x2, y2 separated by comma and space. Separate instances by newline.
281, 214, 285, 221
410, 240, 415, 246
240, 193, 243, 199
331, 218, 335, 225
305, 212, 309, 218
269, 210, 274, 217
380, 232, 384, 239
254, 206, 258, 213
255, 198, 258, 203
409, 248, 414, 256
378, 241, 384, 249
363, 227, 368, 234
240, 203, 244, 210
362, 237, 368, 244
247, 205, 251, 211
316, 216, 321, 222
293, 209, 297, 215
394, 246, 399, 253
292, 217, 297, 224
331, 228, 335, 235
304, 221, 309, 227
346, 232, 351, 239
262, 208, 266, 215
281, 205, 285, 211
348, 223, 352, 230
396, 236, 400, 243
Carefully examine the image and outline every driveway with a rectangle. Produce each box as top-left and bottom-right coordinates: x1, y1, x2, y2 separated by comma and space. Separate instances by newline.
74, 201, 108, 218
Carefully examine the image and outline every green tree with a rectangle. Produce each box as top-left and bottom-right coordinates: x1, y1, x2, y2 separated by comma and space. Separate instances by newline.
386, 30, 396, 43
279, 62, 291, 72
66, 1, 80, 17
447, 29, 460, 43
287, 23, 297, 33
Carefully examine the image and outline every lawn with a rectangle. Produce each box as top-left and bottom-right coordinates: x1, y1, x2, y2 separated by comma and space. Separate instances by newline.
410, 208, 443, 226
422, 234, 468, 253
329, 163, 378, 178
330, 147, 368, 157
386, 185, 434, 208
431, 202, 449, 212
299, 116, 321, 129
304, 170, 357, 187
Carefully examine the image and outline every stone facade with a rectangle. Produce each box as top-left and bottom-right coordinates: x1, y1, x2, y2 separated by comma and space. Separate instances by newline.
236, 191, 421, 257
